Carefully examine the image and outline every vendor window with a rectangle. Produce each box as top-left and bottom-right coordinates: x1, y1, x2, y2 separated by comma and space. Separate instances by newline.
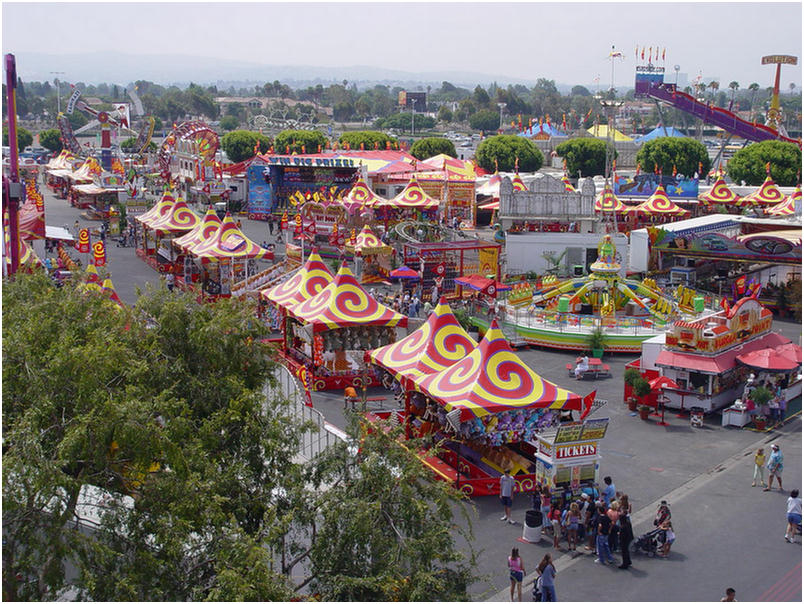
689, 372, 708, 393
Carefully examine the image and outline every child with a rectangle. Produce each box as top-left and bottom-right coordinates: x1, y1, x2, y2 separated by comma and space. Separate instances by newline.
752, 447, 766, 488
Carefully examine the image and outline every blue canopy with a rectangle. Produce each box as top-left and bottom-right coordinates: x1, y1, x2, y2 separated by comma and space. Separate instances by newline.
519, 123, 568, 138
633, 126, 687, 143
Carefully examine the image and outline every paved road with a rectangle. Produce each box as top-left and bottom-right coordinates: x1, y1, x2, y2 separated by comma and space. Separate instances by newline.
36, 183, 802, 601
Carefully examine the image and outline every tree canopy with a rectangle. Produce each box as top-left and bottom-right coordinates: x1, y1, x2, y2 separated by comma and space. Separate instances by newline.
635, 137, 711, 178
410, 137, 457, 160
475, 135, 544, 173
273, 129, 327, 154
727, 140, 802, 186
555, 138, 615, 177
469, 109, 502, 132
373, 113, 436, 131
38, 128, 62, 153
120, 137, 157, 153
3, 126, 33, 152
221, 130, 272, 162
338, 130, 398, 151
219, 115, 239, 131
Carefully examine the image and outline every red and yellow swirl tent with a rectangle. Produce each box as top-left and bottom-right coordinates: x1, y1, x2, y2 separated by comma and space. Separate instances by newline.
375, 174, 439, 210
511, 173, 528, 192
345, 224, 391, 256
18, 197, 46, 240
738, 176, 785, 207
189, 212, 273, 262
594, 185, 625, 213
698, 176, 741, 206
369, 296, 476, 382
148, 197, 201, 236
341, 175, 387, 212
287, 263, 407, 332
767, 185, 800, 216
172, 206, 222, 254
628, 184, 690, 216
413, 320, 584, 421
561, 176, 575, 193
262, 248, 333, 309
135, 191, 176, 227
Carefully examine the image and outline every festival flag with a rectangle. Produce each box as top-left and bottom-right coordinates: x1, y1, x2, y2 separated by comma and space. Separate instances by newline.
766, 161, 771, 175
92, 240, 106, 267
494, 158, 499, 172
294, 213, 302, 236
386, 140, 391, 150
649, 46, 652, 62
318, 144, 322, 153
285, 145, 290, 154
345, 142, 350, 150
636, 162, 641, 176
269, 145, 274, 154
304, 217, 316, 236
301, 145, 306, 154
641, 46, 645, 60
662, 48, 666, 61
635, 45, 639, 60
546, 114, 551, 127
672, 164, 677, 177
510, 120, 516, 129
329, 221, 339, 245
374, 141, 379, 149
77, 228, 91, 253
253, 139, 260, 156
515, 157, 520, 172
333, 141, 338, 151
562, 113, 567, 131
360, 142, 365, 150
699, 162, 704, 176
654, 163, 659, 174
612, 159, 617, 173
349, 228, 356, 246
281, 211, 288, 230
518, 114, 522, 131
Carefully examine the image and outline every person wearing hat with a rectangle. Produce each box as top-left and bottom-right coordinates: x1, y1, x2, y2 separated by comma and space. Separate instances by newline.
765, 444, 784, 491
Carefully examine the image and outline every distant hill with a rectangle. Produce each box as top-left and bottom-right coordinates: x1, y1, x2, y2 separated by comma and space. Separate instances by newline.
11, 50, 581, 92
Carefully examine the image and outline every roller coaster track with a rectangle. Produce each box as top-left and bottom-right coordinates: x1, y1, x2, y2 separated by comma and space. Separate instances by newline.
636, 81, 800, 147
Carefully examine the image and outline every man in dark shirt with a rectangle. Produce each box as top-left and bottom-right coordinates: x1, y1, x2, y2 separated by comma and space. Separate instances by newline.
595, 505, 615, 564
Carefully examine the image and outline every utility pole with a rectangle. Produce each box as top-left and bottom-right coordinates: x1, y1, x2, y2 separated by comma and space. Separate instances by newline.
411, 97, 417, 136
5, 54, 22, 276
50, 71, 65, 113
497, 102, 506, 131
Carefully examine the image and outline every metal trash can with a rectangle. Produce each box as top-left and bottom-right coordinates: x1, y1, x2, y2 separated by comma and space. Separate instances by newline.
690, 406, 705, 428
522, 509, 543, 543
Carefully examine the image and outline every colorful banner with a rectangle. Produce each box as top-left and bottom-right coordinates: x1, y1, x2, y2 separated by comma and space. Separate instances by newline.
614, 173, 699, 198
92, 240, 106, 267
247, 163, 273, 221
77, 228, 91, 253
651, 228, 801, 265
478, 247, 499, 276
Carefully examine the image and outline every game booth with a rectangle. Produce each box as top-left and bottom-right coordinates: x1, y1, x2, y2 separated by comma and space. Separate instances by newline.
134, 192, 200, 272
345, 224, 393, 284
263, 253, 407, 390
71, 172, 127, 220
44, 150, 81, 197
367, 304, 601, 497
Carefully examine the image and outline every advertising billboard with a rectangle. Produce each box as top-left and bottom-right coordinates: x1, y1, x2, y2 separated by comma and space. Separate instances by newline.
614, 173, 699, 198
398, 91, 426, 111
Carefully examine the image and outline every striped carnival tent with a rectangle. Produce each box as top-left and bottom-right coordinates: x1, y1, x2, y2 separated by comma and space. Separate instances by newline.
148, 197, 201, 236
345, 224, 392, 256
262, 248, 333, 309
172, 206, 222, 254
511, 173, 528, 192
412, 321, 585, 421
189, 212, 273, 262
699, 176, 741, 206
369, 297, 477, 383
629, 185, 690, 216
594, 185, 626, 213
136, 191, 176, 227
375, 174, 439, 210
476, 171, 503, 197
767, 185, 800, 216
738, 176, 785, 207
560, 176, 575, 193
287, 263, 407, 332
341, 175, 387, 213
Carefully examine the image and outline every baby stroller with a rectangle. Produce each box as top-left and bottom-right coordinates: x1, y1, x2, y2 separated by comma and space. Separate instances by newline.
632, 527, 663, 557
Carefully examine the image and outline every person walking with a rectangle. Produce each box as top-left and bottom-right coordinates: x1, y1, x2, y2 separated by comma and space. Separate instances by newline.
606, 500, 621, 553
601, 476, 616, 507
507, 547, 524, 601
618, 508, 634, 569
784, 489, 801, 543
765, 444, 783, 491
595, 504, 615, 564
165, 272, 175, 292
752, 447, 766, 488
536, 553, 557, 602
499, 469, 516, 524
566, 502, 580, 551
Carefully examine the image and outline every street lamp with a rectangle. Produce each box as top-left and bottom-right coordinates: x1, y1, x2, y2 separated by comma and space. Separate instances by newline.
51, 71, 65, 114
411, 97, 417, 136
497, 102, 506, 130
674, 65, 680, 88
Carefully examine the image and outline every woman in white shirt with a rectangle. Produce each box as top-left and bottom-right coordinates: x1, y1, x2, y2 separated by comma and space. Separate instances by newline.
785, 489, 801, 543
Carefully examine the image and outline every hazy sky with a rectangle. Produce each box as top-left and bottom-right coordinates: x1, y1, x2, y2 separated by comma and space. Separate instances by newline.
3, 1, 802, 87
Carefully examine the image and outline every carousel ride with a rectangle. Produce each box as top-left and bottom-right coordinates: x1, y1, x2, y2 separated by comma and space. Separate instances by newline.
485, 234, 704, 353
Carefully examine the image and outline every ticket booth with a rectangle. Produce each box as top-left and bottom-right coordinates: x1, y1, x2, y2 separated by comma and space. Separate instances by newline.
533, 418, 608, 505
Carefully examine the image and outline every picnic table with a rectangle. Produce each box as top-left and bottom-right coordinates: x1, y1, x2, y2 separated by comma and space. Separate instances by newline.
566, 357, 612, 380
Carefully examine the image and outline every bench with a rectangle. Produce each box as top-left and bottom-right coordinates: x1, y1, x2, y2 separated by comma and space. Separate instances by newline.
566, 362, 611, 380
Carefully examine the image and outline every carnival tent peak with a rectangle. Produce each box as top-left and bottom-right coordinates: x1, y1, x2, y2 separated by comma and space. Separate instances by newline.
698, 176, 742, 206
629, 184, 690, 216
287, 263, 407, 332
172, 206, 222, 254
413, 319, 583, 421
345, 224, 392, 256
262, 247, 334, 308
594, 185, 625, 213
148, 197, 202, 235
136, 191, 176, 225
767, 184, 800, 216
342, 174, 388, 213
739, 176, 785, 207
376, 173, 440, 210
369, 297, 477, 382
190, 212, 273, 262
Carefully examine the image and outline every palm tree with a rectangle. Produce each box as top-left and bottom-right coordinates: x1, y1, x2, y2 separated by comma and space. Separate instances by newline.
728, 81, 739, 110
708, 80, 720, 102
748, 82, 760, 121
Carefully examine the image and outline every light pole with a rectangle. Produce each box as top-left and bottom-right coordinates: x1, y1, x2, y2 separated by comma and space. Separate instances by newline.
674, 65, 680, 87
497, 102, 506, 131
50, 71, 65, 113
411, 97, 417, 136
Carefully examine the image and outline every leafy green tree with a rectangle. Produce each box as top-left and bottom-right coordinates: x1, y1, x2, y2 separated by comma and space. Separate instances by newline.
635, 137, 711, 178
473, 85, 491, 107
3, 126, 33, 151
555, 138, 615, 177
38, 128, 63, 153
571, 85, 592, 97
338, 130, 398, 151
120, 136, 157, 153
221, 130, 272, 162
410, 137, 457, 160
469, 109, 502, 132
219, 115, 239, 131
274, 129, 327, 154
475, 135, 544, 173
67, 111, 88, 130
304, 418, 477, 601
437, 105, 454, 123
151, 115, 163, 132
2, 275, 304, 601
727, 140, 802, 186
374, 113, 436, 131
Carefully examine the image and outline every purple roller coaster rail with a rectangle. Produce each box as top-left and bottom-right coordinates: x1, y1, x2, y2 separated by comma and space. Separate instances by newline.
635, 80, 800, 147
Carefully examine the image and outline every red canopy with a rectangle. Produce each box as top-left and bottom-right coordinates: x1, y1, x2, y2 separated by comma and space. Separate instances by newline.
737, 347, 801, 372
